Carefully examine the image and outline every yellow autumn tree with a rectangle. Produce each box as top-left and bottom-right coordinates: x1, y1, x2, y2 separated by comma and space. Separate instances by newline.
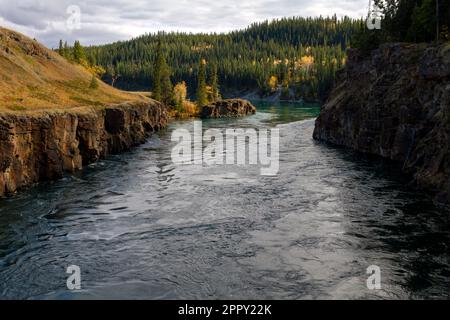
268, 75, 278, 92
299, 55, 314, 72
87, 64, 106, 78
173, 81, 187, 111
172, 81, 198, 115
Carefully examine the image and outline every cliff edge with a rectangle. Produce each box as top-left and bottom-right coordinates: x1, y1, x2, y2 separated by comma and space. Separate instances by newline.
0, 28, 169, 196
0, 102, 168, 196
314, 43, 450, 205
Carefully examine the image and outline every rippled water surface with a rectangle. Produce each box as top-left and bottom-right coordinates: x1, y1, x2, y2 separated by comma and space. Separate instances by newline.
1, 102, 450, 300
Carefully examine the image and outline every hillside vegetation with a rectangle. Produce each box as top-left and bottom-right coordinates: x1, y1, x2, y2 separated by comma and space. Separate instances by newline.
0, 27, 148, 112
84, 16, 363, 101
355, 0, 449, 52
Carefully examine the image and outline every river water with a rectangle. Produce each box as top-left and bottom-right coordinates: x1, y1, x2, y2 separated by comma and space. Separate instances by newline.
0, 102, 449, 300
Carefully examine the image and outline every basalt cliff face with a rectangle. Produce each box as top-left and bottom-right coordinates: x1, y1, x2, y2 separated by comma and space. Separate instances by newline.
314, 43, 450, 205
0, 101, 168, 197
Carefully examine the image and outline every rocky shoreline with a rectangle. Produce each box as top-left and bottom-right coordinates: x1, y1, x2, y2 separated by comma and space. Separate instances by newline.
314, 43, 450, 206
0, 100, 168, 197
200, 99, 256, 118
0, 97, 257, 197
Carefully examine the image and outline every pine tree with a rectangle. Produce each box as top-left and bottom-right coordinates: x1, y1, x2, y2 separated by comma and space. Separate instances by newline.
152, 40, 163, 102
89, 74, 99, 89
161, 62, 174, 106
58, 40, 64, 56
210, 63, 220, 102
407, 0, 438, 42
152, 40, 174, 105
371, 0, 449, 43
197, 58, 208, 107
63, 41, 70, 59
83, 16, 363, 101
73, 40, 86, 63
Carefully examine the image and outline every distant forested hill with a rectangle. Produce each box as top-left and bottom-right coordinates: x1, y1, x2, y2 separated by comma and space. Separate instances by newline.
84, 16, 363, 101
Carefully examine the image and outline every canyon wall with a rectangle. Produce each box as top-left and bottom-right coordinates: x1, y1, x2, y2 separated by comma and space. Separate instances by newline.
0, 101, 168, 196
314, 43, 450, 205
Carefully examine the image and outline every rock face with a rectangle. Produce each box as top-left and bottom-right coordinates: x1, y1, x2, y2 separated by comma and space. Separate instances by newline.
314, 43, 450, 205
0, 101, 168, 196
200, 99, 256, 118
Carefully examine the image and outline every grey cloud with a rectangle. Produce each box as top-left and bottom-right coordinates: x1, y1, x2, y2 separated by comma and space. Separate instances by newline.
0, 0, 368, 48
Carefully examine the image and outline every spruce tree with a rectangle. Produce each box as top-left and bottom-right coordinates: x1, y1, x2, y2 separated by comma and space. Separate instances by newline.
89, 75, 99, 89
210, 63, 220, 102
161, 63, 174, 106
152, 40, 174, 105
73, 40, 86, 63
58, 40, 64, 56
197, 58, 208, 107
83, 16, 364, 101
63, 41, 70, 59
152, 40, 163, 102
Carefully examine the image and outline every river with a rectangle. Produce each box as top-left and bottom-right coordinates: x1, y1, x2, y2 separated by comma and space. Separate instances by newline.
0, 102, 449, 299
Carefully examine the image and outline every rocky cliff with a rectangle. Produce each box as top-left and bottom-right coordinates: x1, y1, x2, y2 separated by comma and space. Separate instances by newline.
0, 27, 170, 197
314, 43, 450, 205
200, 99, 256, 118
0, 101, 168, 197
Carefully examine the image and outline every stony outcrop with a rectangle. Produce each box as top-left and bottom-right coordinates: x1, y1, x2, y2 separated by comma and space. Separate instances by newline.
313, 43, 450, 205
0, 101, 168, 196
200, 99, 256, 118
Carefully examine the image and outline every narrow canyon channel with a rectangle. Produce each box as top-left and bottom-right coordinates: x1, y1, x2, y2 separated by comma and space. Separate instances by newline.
0, 102, 449, 299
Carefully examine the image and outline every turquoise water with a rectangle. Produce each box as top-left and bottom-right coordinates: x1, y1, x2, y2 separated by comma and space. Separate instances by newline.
251, 101, 321, 125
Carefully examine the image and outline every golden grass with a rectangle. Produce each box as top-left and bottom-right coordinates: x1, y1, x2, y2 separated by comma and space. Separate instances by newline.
0, 27, 149, 112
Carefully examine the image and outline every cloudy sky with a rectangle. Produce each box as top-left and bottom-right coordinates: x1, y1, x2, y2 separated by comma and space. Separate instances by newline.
0, 0, 368, 48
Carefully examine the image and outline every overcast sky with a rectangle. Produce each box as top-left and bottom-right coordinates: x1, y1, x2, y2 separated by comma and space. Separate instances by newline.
0, 0, 368, 48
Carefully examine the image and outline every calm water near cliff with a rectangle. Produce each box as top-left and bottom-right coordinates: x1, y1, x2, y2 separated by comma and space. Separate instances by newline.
1, 101, 450, 300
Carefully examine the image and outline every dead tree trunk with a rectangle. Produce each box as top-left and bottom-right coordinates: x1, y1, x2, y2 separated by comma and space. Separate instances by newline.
111, 75, 120, 88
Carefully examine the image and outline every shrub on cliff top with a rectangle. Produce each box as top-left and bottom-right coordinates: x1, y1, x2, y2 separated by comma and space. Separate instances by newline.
89, 75, 99, 89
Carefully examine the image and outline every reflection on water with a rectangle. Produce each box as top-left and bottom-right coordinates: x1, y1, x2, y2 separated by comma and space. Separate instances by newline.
251, 101, 321, 125
0, 102, 449, 300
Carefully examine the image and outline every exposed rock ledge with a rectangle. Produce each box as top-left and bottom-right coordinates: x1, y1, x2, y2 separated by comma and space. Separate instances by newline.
200, 99, 256, 118
314, 43, 450, 206
0, 101, 168, 197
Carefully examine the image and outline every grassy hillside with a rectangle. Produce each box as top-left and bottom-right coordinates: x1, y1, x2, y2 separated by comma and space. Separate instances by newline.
0, 27, 149, 112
